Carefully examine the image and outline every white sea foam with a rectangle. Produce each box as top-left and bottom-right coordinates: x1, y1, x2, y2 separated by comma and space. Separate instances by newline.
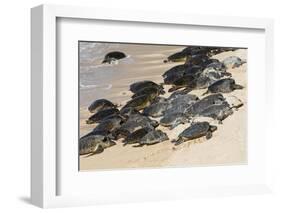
80, 83, 112, 90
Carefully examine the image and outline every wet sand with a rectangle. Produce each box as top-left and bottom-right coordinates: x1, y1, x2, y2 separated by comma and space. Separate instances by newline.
79, 43, 247, 171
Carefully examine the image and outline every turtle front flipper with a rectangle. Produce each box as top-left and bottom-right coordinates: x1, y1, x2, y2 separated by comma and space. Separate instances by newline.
217, 112, 224, 124
93, 144, 104, 154
206, 131, 213, 140
85, 144, 104, 157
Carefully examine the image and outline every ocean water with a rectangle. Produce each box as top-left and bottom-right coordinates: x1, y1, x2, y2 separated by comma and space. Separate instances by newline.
79, 42, 134, 107
79, 42, 183, 108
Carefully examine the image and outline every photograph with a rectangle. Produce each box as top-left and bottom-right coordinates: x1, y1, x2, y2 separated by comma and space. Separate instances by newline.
79, 42, 247, 171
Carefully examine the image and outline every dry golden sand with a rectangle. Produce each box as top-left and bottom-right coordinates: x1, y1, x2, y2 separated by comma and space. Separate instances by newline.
79, 46, 247, 171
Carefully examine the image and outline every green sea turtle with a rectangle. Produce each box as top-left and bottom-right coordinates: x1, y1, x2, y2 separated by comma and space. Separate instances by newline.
195, 67, 232, 89
131, 85, 164, 99
120, 107, 141, 118
123, 128, 150, 146
134, 130, 169, 147
113, 114, 158, 138
183, 65, 203, 76
90, 115, 124, 136
169, 93, 198, 106
86, 108, 119, 124
222, 56, 246, 69
190, 48, 210, 56
143, 102, 170, 118
162, 64, 188, 78
185, 94, 226, 117
164, 51, 190, 63
160, 112, 189, 129
164, 94, 198, 115
168, 75, 197, 92
197, 102, 234, 124
164, 102, 191, 115
88, 99, 116, 114
127, 114, 159, 128
181, 46, 195, 54
102, 51, 126, 64
205, 61, 227, 72
206, 47, 237, 56
182, 46, 211, 57
163, 65, 203, 85
79, 135, 116, 155
164, 72, 185, 85
202, 78, 244, 95
172, 122, 217, 145
167, 91, 198, 102
185, 54, 210, 67
130, 81, 163, 93
122, 94, 154, 111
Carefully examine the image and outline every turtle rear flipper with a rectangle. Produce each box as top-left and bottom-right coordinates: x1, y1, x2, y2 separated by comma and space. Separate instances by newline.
172, 138, 183, 146
206, 131, 212, 140
182, 87, 193, 93
224, 72, 232, 77
233, 84, 244, 90
168, 86, 182, 92
133, 143, 145, 148
169, 122, 180, 130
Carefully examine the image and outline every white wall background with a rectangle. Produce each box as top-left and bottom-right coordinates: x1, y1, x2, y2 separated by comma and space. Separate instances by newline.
0, 0, 280, 212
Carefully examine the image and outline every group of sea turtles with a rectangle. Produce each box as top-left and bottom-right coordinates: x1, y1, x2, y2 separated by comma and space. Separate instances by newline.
79, 46, 246, 156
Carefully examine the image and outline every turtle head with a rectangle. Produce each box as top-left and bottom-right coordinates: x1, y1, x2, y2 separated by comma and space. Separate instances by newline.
102, 138, 116, 148
163, 133, 169, 141
209, 125, 217, 132
101, 58, 109, 64
158, 85, 165, 94
151, 120, 159, 128
102, 57, 115, 64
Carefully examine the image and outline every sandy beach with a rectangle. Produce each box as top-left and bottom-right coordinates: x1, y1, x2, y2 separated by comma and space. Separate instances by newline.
79, 42, 247, 171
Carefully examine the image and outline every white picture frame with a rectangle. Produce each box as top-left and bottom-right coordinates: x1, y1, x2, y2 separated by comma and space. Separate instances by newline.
31, 4, 274, 208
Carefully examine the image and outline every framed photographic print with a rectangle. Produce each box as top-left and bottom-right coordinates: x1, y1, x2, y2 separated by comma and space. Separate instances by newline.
31, 4, 274, 208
